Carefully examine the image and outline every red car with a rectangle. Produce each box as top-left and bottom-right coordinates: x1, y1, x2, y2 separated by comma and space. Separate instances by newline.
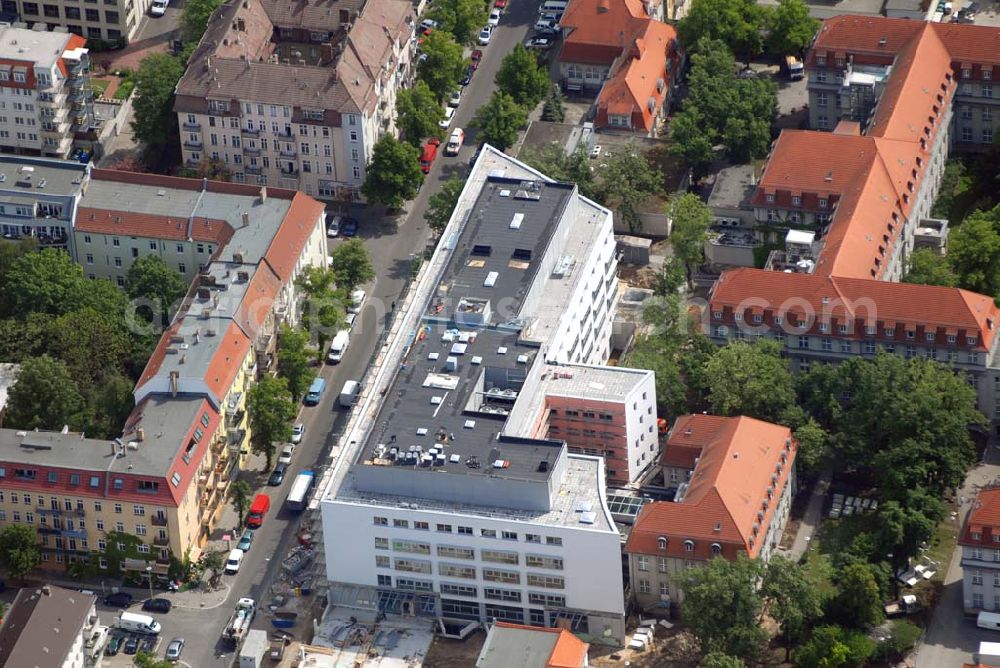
470, 49, 483, 70
420, 138, 441, 173
494, 0, 507, 8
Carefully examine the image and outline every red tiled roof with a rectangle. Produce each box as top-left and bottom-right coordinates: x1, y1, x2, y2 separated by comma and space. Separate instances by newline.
235, 265, 281, 338
627, 415, 795, 560
560, 0, 649, 61
263, 191, 325, 282
76, 207, 235, 244
659, 414, 727, 468
596, 20, 678, 132
708, 267, 1000, 351
203, 321, 252, 401
489, 623, 589, 668
960, 488, 1000, 547
90, 169, 298, 200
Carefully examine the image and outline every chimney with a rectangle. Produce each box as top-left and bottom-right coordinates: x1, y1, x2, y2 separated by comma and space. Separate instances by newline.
242, 212, 250, 227
202, 177, 208, 191
137, 427, 145, 442
169, 371, 179, 397
42, 585, 51, 596
259, 186, 267, 202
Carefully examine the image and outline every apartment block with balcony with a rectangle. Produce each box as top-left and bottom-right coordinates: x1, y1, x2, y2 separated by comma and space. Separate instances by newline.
0, 153, 86, 251
0, 584, 106, 667
8, 0, 145, 42
174, 0, 415, 200
960, 488, 1000, 613
707, 267, 1000, 427
0, 25, 93, 158
625, 415, 796, 609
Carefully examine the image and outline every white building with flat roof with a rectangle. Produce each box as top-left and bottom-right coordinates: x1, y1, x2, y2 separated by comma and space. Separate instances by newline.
319, 146, 648, 643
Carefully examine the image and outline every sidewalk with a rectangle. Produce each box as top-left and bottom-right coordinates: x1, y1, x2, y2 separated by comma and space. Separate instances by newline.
786, 469, 832, 560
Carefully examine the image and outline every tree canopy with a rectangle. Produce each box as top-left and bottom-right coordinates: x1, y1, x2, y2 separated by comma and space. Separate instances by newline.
678, 0, 766, 60
495, 44, 551, 108
594, 149, 664, 233
276, 325, 315, 402
426, 175, 465, 233
296, 265, 346, 356
829, 563, 884, 629
181, 0, 221, 42
362, 136, 424, 209
427, 0, 488, 45
132, 54, 185, 147
6, 355, 87, 431
668, 193, 712, 286
766, 0, 820, 56
0, 524, 41, 582
704, 339, 796, 422
903, 247, 958, 287
947, 203, 1000, 297
246, 375, 295, 470
795, 625, 875, 668
472, 92, 528, 152
417, 31, 467, 101
126, 255, 188, 326
396, 80, 446, 146
330, 239, 375, 292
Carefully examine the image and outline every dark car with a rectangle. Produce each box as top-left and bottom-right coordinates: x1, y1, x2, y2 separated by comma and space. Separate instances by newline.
459, 65, 474, 86
470, 49, 483, 69
141, 635, 157, 653
268, 463, 287, 486
341, 218, 359, 237
237, 529, 254, 552
104, 591, 134, 608
124, 635, 140, 655
142, 597, 172, 613
105, 635, 124, 656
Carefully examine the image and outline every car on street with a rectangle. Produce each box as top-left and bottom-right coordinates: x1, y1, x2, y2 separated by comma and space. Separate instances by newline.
470, 49, 483, 68
142, 636, 156, 653
419, 18, 438, 32
105, 635, 124, 656
494, 0, 507, 7
278, 443, 295, 465
104, 592, 134, 608
150, 0, 168, 15
237, 529, 254, 552
291, 423, 305, 444
341, 217, 359, 237
478, 25, 493, 45
142, 598, 172, 614
345, 312, 357, 330
460, 65, 474, 86
534, 19, 560, 34
165, 637, 185, 661
488, 8, 501, 25
224, 548, 244, 574
439, 106, 456, 129
525, 37, 553, 50
124, 635, 140, 655
268, 462, 287, 486
448, 89, 462, 108
326, 216, 341, 237
348, 288, 366, 314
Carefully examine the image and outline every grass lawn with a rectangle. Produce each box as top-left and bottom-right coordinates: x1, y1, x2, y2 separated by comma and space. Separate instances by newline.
90, 78, 110, 97
114, 75, 135, 100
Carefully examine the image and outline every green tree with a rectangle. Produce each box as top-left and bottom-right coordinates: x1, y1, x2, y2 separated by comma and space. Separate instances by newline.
703, 339, 795, 422
135, 651, 174, 668
495, 44, 551, 108
276, 325, 315, 402
126, 255, 188, 326
198, 550, 225, 589
228, 480, 253, 526
131, 54, 184, 147
701, 653, 744, 668
2, 249, 84, 318
396, 80, 446, 146
84, 373, 136, 439
0, 237, 38, 279
472, 91, 527, 152
362, 136, 424, 209
627, 338, 690, 417
680, 555, 769, 662
948, 203, 1000, 296
541, 85, 566, 122
48, 309, 133, 392
0, 313, 54, 362
0, 524, 41, 582
518, 145, 595, 198
426, 175, 464, 233
180, 157, 232, 181
830, 563, 884, 629
417, 30, 467, 101
669, 110, 716, 180
296, 266, 346, 357
903, 247, 958, 287
668, 193, 712, 286
330, 239, 375, 292
765, 0, 820, 57
792, 419, 830, 481
875, 492, 944, 570
6, 355, 86, 431
795, 625, 875, 668
763, 556, 824, 660
246, 375, 296, 470
678, 0, 766, 60
181, 0, 221, 42
594, 149, 664, 233
428, 0, 488, 45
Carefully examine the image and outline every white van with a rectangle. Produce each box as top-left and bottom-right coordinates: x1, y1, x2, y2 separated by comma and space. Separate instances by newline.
979, 611, 1000, 630
339, 380, 360, 407
327, 329, 350, 364
225, 548, 244, 574
539, 1, 568, 14
117, 612, 162, 635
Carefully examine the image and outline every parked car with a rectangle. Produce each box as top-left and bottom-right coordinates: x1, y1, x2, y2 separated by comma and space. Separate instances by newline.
341, 217, 359, 237
439, 106, 456, 129
494, 0, 507, 7
150, 0, 168, 15
224, 548, 244, 575
291, 423, 305, 444
124, 635, 140, 655
326, 216, 341, 237
478, 25, 493, 45
105, 635, 124, 656
278, 443, 295, 465
142, 598, 172, 614
165, 637, 185, 661
419, 18, 438, 32
525, 37, 553, 50
268, 462, 287, 486
141, 636, 156, 653
460, 65, 474, 86
534, 19, 560, 34
488, 8, 501, 25
345, 312, 357, 331
448, 89, 462, 108
104, 592, 134, 608
348, 288, 366, 314
237, 529, 254, 552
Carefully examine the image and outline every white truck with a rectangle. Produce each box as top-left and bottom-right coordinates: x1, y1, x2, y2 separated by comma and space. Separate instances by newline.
327, 329, 350, 364
116, 612, 161, 635
222, 597, 257, 648
445, 128, 465, 156
239, 629, 268, 668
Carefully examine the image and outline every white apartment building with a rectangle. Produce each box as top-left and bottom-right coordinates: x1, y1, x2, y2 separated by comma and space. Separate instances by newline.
0, 25, 93, 159
961, 488, 1000, 613
174, 0, 414, 200
0, 584, 107, 667
319, 146, 660, 644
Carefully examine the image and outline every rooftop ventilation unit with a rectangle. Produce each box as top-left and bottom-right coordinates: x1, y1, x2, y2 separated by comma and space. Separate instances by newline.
552, 254, 575, 277
513, 181, 542, 201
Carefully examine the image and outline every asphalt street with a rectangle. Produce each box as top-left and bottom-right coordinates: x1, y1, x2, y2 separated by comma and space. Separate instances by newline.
114, 6, 540, 664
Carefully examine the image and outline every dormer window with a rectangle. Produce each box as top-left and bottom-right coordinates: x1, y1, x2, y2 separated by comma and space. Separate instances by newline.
683, 540, 694, 552
969, 336, 979, 345
974, 531, 983, 540
817, 55, 826, 66
713, 311, 722, 320
657, 536, 667, 551
963, 68, 972, 79
753, 314, 763, 324
711, 543, 722, 556
774, 316, 783, 325
766, 193, 775, 203
819, 198, 828, 209
926, 332, 935, 342
835, 57, 844, 67
885, 328, 895, 337
791, 195, 802, 207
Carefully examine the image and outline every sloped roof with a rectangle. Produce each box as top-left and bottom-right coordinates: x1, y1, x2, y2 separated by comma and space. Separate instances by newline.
0, 586, 96, 668
627, 415, 795, 560
960, 488, 1000, 547
76, 207, 234, 244
478, 623, 589, 668
597, 20, 678, 132
560, 0, 650, 65
709, 267, 1000, 351
263, 192, 325, 282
